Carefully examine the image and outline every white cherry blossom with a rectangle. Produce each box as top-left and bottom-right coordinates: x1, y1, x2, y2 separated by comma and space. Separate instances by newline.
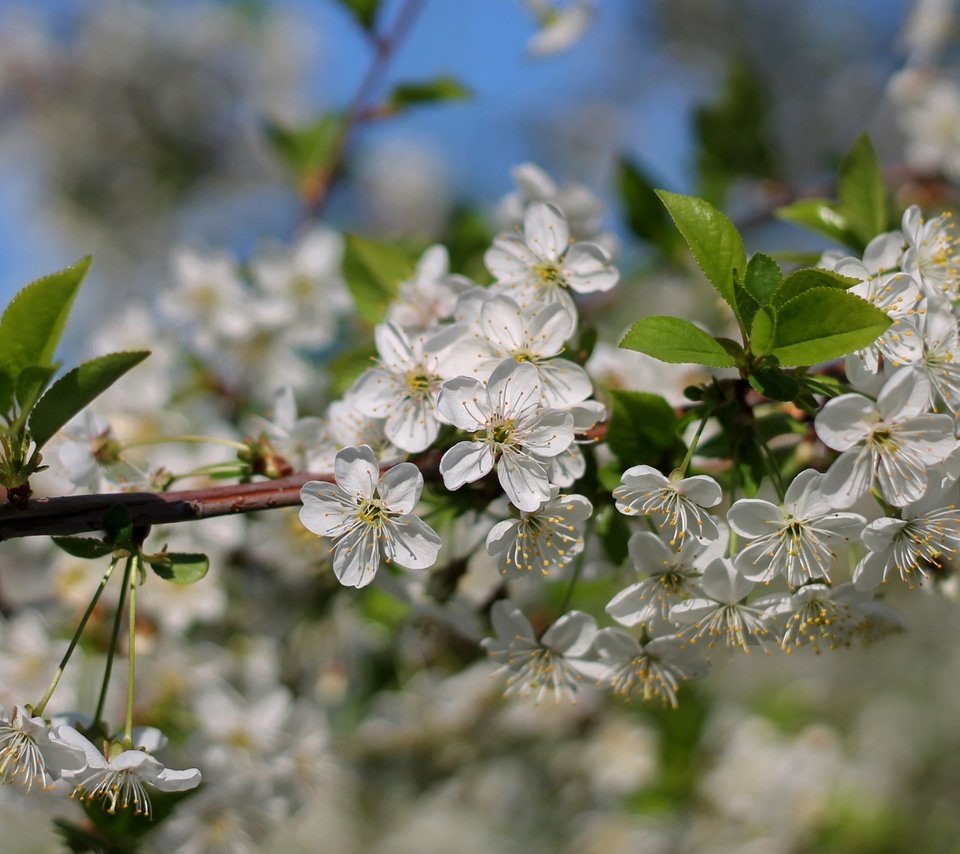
481, 601, 599, 702
816, 369, 956, 507
613, 465, 722, 547
669, 558, 769, 652
0, 706, 85, 792
437, 360, 574, 511
299, 446, 442, 588
727, 469, 866, 587
350, 322, 464, 453
53, 727, 200, 819
605, 532, 704, 631
591, 629, 707, 708
446, 294, 592, 407
485, 202, 618, 318
901, 205, 960, 302
485, 491, 592, 577
385, 245, 471, 332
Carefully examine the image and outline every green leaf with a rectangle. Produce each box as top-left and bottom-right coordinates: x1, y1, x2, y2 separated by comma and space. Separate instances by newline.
0, 367, 12, 419
0, 257, 91, 381
655, 190, 746, 309
620, 316, 738, 368
733, 286, 760, 329
571, 325, 598, 366
838, 133, 887, 246
145, 552, 210, 585
617, 159, 680, 254
53, 536, 116, 560
606, 390, 680, 469
771, 288, 891, 367
775, 199, 857, 247
743, 253, 781, 306
694, 61, 778, 203
596, 504, 630, 565
342, 234, 414, 325
263, 114, 342, 185
15, 364, 58, 413
775, 268, 859, 307
748, 366, 800, 401
388, 76, 471, 108
28, 352, 150, 451
749, 307, 775, 356
336, 0, 381, 30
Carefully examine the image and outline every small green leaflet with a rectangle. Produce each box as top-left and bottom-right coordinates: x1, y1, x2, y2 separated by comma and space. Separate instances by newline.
620, 316, 738, 368
838, 133, 888, 246
655, 189, 746, 309
605, 390, 680, 469
144, 552, 210, 585
775, 268, 857, 307
0, 257, 91, 382
388, 76, 471, 109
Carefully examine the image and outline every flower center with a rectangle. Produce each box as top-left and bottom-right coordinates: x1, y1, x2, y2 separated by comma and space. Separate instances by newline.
534, 262, 565, 288
405, 370, 434, 397
357, 497, 387, 525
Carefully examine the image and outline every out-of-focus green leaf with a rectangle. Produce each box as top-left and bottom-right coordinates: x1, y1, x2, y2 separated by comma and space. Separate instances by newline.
606, 390, 680, 469
596, 504, 630, 565
617, 158, 680, 255
53, 537, 116, 560
695, 61, 778, 203
775, 198, 857, 248
336, 0, 381, 31
342, 235, 414, 325
388, 76, 471, 109
838, 133, 888, 247
263, 114, 342, 185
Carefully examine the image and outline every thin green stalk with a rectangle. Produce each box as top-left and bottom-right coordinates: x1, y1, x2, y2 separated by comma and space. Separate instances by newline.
32, 558, 119, 717
93, 555, 132, 728
758, 439, 787, 502
120, 435, 248, 453
124, 555, 139, 746
677, 404, 714, 478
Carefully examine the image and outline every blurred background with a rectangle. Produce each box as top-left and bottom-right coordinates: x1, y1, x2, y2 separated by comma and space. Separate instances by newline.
4, 1, 960, 852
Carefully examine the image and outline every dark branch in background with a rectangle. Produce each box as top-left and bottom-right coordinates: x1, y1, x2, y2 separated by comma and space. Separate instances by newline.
0, 424, 608, 542
301, 0, 427, 219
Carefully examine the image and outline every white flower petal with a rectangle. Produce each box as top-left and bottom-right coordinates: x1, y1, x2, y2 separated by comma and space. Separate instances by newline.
334, 445, 380, 500
440, 441, 495, 490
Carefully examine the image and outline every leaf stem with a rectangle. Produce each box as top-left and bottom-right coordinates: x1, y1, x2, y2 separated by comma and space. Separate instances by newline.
32, 558, 119, 717
93, 555, 132, 729
124, 554, 139, 746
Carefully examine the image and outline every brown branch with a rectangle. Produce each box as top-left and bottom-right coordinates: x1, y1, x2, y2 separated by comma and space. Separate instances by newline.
0, 424, 611, 543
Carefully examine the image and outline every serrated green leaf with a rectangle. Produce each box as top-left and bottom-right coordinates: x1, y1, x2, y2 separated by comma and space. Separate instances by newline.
734, 285, 759, 329
838, 133, 887, 246
743, 253, 781, 306
0, 258, 91, 382
655, 190, 746, 309
15, 364, 58, 416
748, 366, 800, 401
388, 76, 471, 108
28, 352, 149, 450
620, 316, 738, 368
0, 367, 12, 419
771, 287, 891, 367
53, 536, 116, 560
263, 114, 342, 185
775, 268, 859, 307
775, 199, 857, 247
342, 235, 414, 325
336, 0, 381, 30
695, 61, 778, 203
145, 552, 209, 585
749, 307, 775, 356
606, 390, 679, 469
617, 158, 679, 254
